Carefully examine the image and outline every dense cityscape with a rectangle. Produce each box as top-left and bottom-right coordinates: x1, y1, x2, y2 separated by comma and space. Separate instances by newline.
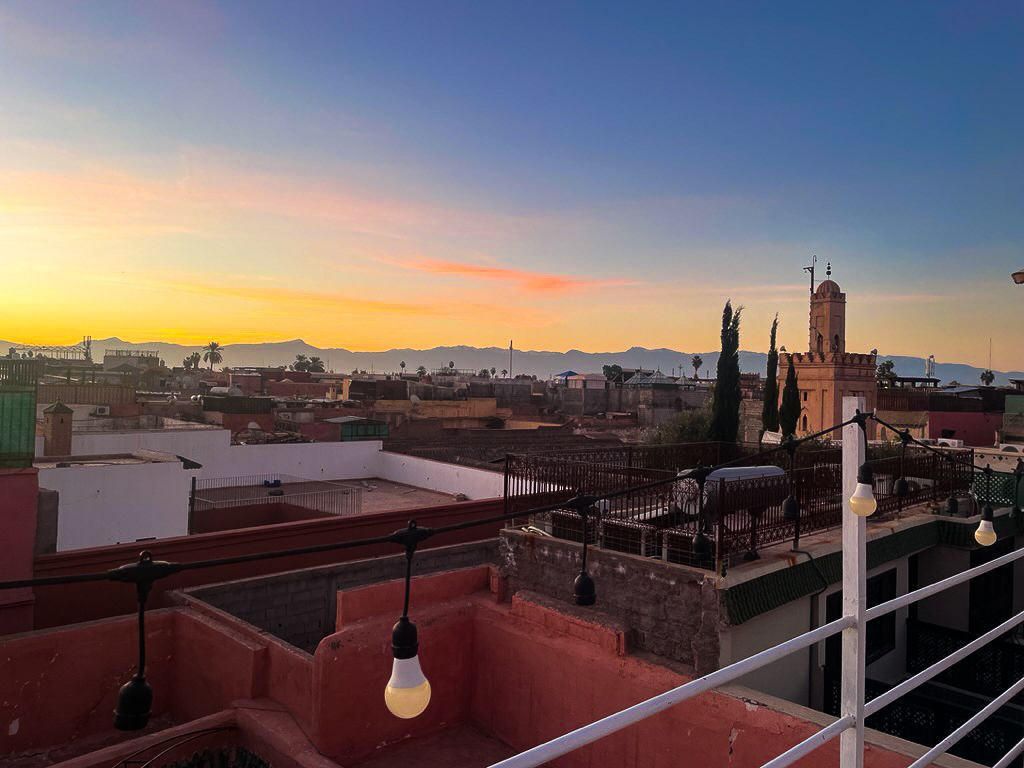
3, 4, 1024, 768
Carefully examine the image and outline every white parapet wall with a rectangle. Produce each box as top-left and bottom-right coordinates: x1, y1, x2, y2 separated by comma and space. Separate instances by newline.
38, 457, 198, 551
210, 440, 384, 480
376, 451, 505, 500
35, 428, 233, 470
34, 439, 504, 552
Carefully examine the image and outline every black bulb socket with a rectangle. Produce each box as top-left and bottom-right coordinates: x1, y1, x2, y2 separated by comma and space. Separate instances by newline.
857, 463, 874, 485
391, 616, 419, 660
114, 674, 152, 731
573, 571, 596, 606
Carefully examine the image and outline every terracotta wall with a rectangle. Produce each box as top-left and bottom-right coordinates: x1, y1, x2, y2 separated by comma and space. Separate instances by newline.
1, 611, 178, 755
29, 498, 505, 630
0, 468, 39, 634
928, 410, 1002, 447
219, 411, 276, 433
0, 607, 298, 759
5, 565, 931, 768
311, 571, 920, 768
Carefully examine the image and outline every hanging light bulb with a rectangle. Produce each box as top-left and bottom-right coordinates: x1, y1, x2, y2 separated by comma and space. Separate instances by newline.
849, 463, 877, 517
975, 504, 997, 547
384, 520, 433, 719
385, 617, 431, 719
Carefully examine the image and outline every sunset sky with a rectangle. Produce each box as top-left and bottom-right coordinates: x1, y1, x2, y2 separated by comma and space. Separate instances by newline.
2, 1, 1022, 368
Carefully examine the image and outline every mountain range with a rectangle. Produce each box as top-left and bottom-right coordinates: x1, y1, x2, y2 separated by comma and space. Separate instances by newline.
5, 338, 1021, 387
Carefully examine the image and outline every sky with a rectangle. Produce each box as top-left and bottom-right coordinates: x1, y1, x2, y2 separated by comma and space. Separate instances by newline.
1, 1, 1022, 368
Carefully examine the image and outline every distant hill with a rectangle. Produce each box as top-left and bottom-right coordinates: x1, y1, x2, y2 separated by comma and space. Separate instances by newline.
3, 338, 1021, 387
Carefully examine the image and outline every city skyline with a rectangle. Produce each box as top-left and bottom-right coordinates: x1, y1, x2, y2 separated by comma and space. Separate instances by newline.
2, 2, 1022, 368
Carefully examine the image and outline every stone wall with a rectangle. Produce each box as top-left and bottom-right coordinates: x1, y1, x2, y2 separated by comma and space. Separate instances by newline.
497, 529, 722, 673
187, 539, 497, 652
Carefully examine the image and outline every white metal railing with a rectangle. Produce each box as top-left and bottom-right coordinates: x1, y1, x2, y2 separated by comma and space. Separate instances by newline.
488, 397, 1024, 768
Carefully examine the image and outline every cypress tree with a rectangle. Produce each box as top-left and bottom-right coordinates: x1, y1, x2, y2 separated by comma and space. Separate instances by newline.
761, 315, 780, 435
708, 300, 742, 443
779, 355, 801, 438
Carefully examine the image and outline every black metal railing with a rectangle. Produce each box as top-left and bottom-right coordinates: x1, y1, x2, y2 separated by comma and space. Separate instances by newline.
505, 442, 975, 570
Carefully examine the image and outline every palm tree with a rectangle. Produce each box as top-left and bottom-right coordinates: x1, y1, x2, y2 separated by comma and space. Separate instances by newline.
691, 354, 703, 380
981, 369, 995, 387
400, 361, 406, 375
501, 369, 508, 378
490, 367, 496, 377
291, 354, 309, 372
203, 342, 222, 371
448, 360, 455, 372
308, 356, 325, 373
416, 365, 427, 377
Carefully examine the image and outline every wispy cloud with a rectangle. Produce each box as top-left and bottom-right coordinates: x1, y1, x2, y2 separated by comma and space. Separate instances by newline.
390, 256, 634, 295
103, 273, 478, 318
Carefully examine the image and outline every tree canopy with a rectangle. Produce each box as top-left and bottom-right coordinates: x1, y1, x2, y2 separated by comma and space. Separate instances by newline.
761, 315, 780, 436
707, 300, 742, 443
203, 342, 223, 371
779, 356, 801, 438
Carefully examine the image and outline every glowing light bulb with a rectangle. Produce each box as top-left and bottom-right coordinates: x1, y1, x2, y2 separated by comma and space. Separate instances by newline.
975, 520, 997, 547
384, 656, 431, 719
849, 482, 877, 517
975, 505, 997, 547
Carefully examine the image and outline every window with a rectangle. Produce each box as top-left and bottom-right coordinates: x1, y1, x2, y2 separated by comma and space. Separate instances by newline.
802, 391, 808, 402
801, 415, 808, 431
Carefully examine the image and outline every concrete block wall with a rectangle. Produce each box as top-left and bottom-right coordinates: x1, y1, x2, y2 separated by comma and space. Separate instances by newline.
498, 529, 722, 673
188, 539, 498, 652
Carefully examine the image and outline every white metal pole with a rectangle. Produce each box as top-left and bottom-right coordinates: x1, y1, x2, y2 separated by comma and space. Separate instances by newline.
840, 395, 867, 768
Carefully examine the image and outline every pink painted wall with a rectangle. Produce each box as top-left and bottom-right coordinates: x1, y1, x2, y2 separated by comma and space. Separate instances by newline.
0, 469, 39, 634
928, 411, 1001, 447
4, 566, 932, 768
313, 571, 920, 768
0, 607, 288, 758
29, 497, 504, 630
1, 611, 177, 755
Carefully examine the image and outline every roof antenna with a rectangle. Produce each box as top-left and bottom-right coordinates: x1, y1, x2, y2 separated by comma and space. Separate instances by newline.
803, 255, 817, 294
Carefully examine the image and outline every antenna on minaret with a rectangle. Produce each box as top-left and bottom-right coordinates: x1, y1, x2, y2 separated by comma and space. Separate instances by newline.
826, 261, 832, 278
803, 255, 817, 294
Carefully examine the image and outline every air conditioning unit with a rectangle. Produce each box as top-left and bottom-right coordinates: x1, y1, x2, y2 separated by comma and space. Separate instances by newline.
936, 438, 964, 448
93, 405, 111, 416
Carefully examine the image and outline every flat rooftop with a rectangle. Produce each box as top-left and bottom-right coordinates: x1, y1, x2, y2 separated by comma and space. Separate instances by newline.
193, 477, 457, 515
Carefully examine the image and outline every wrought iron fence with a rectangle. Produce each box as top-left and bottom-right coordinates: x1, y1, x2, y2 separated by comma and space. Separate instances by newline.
192, 486, 362, 517
191, 474, 363, 523
505, 443, 975, 571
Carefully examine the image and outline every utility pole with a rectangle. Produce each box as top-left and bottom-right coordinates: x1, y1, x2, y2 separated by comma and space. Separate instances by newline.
840, 395, 867, 768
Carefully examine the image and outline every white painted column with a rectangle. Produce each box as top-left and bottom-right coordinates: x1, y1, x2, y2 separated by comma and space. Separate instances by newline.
840, 395, 867, 768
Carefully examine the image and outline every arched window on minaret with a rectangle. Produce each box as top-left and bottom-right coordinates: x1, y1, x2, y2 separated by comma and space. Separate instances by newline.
832, 334, 840, 352
816, 333, 824, 355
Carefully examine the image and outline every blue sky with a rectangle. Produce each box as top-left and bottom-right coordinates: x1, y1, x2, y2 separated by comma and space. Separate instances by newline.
2, 1, 1022, 367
